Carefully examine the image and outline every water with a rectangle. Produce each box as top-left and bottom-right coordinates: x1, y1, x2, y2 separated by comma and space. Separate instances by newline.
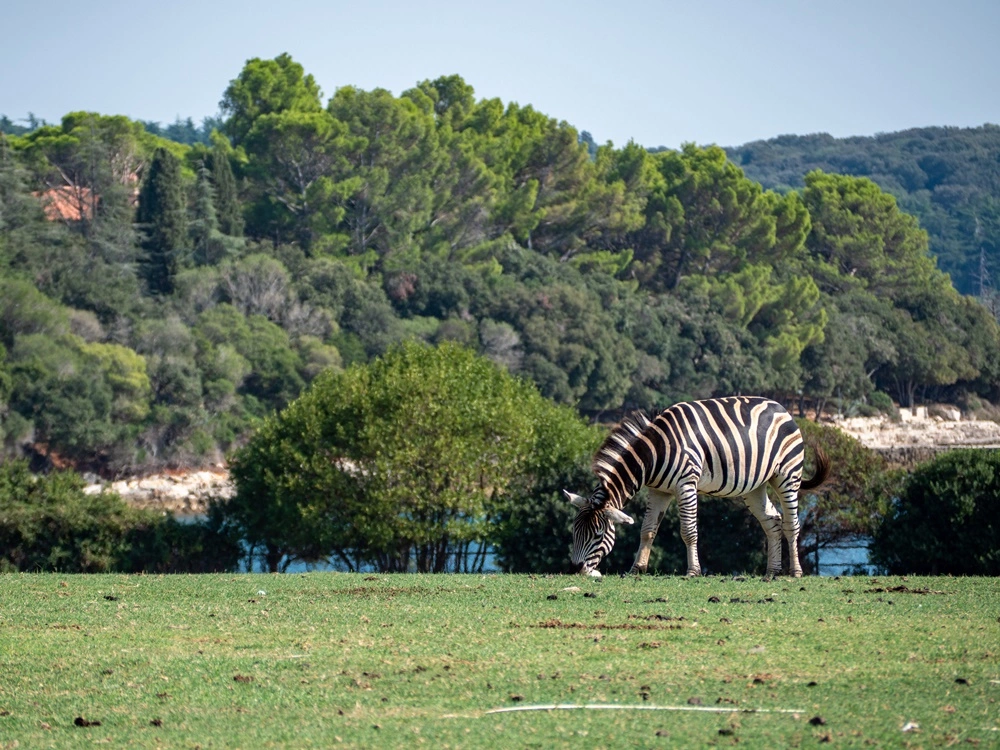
179, 514, 875, 575
814, 542, 876, 576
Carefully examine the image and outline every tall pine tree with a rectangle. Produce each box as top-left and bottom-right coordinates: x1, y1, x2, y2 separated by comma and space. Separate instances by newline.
137, 147, 187, 295
211, 145, 243, 237
190, 162, 241, 266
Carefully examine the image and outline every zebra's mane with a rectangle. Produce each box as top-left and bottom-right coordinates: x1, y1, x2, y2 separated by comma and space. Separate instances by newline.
592, 410, 652, 480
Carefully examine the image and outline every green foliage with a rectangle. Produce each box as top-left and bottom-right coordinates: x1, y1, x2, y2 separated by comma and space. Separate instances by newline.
137, 147, 189, 295
0, 460, 240, 572
119, 502, 243, 573
0, 276, 69, 349
220, 53, 323, 147
195, 303, 305, 412
490, 400, 601, 572
605, 494, 770, 576
210, 143, 244, 237
871, 449, 1000, 575
228, 341, 593, 572
629, 144, 807, 292
3, 54, 1000, 474
728, 125, 1000, 296
190, 163, 241, 266
803, 171, 946, 301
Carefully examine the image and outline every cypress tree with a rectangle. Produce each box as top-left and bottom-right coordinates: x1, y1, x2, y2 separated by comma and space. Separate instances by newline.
211, 146, 243, 238
137, 147, 188, 295
190, 162, 241, 266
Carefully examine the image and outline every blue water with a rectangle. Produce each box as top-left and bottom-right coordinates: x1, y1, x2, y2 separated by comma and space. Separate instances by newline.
250, 544, 873, 575
813, 543, 875, 576
181, 514, 874, 575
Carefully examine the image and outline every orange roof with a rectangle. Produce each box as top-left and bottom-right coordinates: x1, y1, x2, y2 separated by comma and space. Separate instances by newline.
35, 185, 95, 222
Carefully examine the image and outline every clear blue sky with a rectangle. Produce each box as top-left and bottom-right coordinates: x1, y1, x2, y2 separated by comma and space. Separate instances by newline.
2, 0, 998, 149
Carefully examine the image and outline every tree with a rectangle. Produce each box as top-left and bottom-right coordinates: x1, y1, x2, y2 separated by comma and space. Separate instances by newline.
871, 449, 1000, 575
227, 341, 594, 573
190, 163, 241, 266
241, 110, 356, 249
220, 53, 323, 147
137, 147, 188, 295
0, 343, 11, 447
802, 171, 947, 302
210, 144, 244, 237
324, 86, 442, 266
629, 145, 803, 293
727, 125, 1000, 297
0, 133, 58, 269
8, 333, 117, 458
9, 115, 145, 322
194, 303, 305, 413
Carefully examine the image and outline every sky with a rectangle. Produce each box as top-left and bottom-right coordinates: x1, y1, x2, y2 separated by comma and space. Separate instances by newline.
2, 0, 998, 149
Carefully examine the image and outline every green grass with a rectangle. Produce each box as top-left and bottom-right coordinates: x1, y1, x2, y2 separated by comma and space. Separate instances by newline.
0, 573, 998, 748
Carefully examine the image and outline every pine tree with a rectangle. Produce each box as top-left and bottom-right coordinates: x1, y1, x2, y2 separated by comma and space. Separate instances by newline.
137, 147, 188, 295
211, 146, 243, 237
190, 163, 241, 266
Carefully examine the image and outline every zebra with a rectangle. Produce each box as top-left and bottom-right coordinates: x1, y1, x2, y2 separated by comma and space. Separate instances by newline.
564, 396, 830, 578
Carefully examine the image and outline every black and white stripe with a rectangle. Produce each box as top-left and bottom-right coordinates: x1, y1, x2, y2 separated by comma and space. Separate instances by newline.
565, 396, 829, 577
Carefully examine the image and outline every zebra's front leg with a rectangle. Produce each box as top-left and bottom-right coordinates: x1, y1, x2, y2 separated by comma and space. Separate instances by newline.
742, 485, 783, 577
630, 489, 671, 575
676, 484, 701, 576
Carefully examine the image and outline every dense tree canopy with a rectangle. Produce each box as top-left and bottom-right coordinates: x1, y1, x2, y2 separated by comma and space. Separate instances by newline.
1, 54, 999, 475
727, 126, 1000, 297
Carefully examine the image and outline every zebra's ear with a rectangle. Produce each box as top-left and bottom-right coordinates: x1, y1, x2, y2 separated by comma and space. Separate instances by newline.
562, 490, 589, 508
604, 507, 634, 525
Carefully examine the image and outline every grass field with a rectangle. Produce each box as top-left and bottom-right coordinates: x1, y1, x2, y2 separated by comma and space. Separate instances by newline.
1, 573, 998, 748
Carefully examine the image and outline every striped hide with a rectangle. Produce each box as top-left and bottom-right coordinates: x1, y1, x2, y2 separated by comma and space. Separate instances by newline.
564, 396, 830, 577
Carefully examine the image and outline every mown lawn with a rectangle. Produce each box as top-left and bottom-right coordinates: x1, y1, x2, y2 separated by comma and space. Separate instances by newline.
0, 573, 997, 748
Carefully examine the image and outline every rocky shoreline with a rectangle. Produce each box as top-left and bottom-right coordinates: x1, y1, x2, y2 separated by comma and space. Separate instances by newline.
84, 470, 234, 516
831, 407, 1000, 467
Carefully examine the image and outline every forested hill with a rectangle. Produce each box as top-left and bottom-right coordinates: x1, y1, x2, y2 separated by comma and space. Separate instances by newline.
2, 54, 1000, 475
724, 126, 1000, 296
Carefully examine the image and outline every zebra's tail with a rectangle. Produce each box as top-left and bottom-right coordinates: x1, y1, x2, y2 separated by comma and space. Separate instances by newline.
801, 446, 831, 491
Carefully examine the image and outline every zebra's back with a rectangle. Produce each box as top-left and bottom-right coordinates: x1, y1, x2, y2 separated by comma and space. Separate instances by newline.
647, 396, 803, 497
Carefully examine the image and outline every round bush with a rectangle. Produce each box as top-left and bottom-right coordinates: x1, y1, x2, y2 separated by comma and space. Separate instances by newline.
871, 449, 1000, 575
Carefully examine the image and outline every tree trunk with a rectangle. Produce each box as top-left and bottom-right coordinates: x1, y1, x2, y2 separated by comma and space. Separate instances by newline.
264, 544, 282, 573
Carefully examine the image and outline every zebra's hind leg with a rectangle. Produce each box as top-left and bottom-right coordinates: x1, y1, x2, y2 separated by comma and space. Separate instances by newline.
742, 485, 783, 577
770, 475, 803, 577
630, 489, 671, 575
676, 483, 702, 576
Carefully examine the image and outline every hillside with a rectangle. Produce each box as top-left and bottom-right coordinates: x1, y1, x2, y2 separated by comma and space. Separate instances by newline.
725, 125, 1000, 297
3, 54, 1000, 475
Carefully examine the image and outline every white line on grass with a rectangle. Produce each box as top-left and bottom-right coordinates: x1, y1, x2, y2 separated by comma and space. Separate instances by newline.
484, 704, 805, 715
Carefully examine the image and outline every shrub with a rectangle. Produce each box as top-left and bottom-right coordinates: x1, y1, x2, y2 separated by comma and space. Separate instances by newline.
870, 449, 1000, 575
228, 341, 599, 573
0, 460, 240, 573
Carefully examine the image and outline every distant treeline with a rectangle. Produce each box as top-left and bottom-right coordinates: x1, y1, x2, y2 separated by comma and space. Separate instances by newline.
1, 54, 999, 473
725, 126, 1000, 297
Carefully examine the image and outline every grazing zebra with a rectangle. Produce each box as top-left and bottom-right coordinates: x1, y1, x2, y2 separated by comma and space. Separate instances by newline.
564, 396, 830, 578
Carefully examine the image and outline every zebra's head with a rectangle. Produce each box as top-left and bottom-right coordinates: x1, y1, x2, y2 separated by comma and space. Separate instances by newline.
563, 488, 634, 576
